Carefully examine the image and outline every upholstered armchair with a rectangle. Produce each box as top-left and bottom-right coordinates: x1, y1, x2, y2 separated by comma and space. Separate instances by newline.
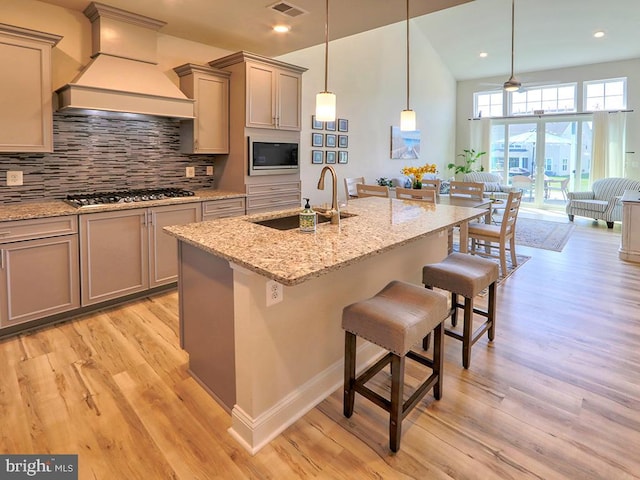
462, 172, 511, 200
566, 177, 640, 228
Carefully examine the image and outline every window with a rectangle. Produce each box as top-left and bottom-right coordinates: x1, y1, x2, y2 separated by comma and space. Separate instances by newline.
584, 78, 626, 111
474, 91, 503, 118
561, 159, 568, 172
510, 84, 577, 115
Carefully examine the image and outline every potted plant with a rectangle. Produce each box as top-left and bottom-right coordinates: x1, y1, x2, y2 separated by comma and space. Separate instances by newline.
376, 177, 393, 187
447, 149, 486, 176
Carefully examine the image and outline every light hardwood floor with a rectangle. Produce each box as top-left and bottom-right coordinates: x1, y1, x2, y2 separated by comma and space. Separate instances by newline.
1, 215, 639, 479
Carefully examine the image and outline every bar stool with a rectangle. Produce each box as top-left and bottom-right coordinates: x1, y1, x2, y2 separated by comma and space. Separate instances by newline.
422, 253, 499, 369
342, 280, 449, 452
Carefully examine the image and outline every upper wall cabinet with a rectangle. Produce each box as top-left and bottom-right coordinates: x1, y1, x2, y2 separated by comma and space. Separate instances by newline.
0, 24, 62, 153
174, 63, 231, 154
210, 52, 306, 131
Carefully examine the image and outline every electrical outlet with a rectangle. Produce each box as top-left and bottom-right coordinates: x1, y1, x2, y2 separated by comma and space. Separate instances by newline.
7, 171, 23, 186
206, 165, 214, 176
266, 280, 283, 306
185, 166, 195, 178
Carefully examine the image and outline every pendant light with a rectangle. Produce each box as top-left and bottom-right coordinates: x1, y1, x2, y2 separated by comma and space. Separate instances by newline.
400, 0, 416, 131
315, 0, 336, 122
503, 0, 521, 92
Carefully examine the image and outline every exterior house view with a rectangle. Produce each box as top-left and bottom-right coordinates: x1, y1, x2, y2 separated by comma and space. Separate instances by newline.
0, 0, 639, 478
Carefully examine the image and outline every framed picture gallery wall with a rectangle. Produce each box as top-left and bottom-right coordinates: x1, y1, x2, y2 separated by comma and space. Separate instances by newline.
311, 115, 349, 165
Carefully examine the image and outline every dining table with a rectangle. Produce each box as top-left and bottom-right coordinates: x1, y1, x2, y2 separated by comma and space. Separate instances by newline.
436, 195, 493, 253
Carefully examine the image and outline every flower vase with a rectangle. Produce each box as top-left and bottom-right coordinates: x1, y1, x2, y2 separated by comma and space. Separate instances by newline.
413, 180, 422, 189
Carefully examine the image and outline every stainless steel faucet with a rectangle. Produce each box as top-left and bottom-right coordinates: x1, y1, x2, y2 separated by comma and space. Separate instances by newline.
317, 165, 340, 224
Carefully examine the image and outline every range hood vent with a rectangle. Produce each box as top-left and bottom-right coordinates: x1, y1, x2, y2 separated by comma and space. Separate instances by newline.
56, 2, 194, 119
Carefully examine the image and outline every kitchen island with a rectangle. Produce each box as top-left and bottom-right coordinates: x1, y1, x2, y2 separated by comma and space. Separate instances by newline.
164, 197, 486, 454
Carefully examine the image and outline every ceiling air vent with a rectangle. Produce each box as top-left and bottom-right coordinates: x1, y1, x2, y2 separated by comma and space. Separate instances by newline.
269, 1, 308, 17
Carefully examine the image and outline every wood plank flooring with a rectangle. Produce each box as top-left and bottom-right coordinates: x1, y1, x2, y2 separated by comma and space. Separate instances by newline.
1, 214, 639, 479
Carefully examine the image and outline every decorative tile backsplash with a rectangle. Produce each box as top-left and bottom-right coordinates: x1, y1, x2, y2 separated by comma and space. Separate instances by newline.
0, 112, 218, 204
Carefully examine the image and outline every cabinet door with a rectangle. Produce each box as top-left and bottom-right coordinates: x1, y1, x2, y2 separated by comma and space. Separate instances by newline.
276, 69, 302, 131
246, 62, 276, 129
149, 204, 201, 288
0, 26, 60, 152
0, 235, 79, 328
80, 210, 148, 306
194, 74, 230, 153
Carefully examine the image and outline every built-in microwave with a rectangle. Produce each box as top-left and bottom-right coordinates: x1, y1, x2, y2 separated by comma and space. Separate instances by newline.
248, 137, 299, 176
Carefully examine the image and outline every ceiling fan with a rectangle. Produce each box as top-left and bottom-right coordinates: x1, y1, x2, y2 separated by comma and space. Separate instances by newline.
503, 0, 521, 91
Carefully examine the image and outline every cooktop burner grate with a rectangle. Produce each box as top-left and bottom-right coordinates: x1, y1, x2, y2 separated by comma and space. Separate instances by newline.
66, 188, 195, 207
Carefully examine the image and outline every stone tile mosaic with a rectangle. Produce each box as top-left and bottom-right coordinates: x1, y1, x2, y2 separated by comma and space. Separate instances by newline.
0, 112, 218, 204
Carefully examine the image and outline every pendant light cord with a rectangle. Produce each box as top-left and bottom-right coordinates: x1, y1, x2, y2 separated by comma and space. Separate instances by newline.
405, 0, 410, 110
324, 0, 329, 93
509, 0, 515, 78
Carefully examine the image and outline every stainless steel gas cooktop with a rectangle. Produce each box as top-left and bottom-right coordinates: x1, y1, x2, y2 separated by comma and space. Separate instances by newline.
66, 188, 195, 208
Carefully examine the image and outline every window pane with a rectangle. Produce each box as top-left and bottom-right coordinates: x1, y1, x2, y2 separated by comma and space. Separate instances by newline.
605, 81, 623, 95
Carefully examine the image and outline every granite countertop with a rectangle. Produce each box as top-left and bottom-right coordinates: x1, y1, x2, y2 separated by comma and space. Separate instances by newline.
164, 197, 487, 286
0, 189, 245, 222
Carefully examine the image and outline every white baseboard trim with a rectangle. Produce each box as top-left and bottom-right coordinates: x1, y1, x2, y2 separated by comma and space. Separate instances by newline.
228, 341, 384, 455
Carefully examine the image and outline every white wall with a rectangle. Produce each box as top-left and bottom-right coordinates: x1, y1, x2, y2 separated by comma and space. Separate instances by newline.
279, 20, 457, 205
455, 58, 640, 179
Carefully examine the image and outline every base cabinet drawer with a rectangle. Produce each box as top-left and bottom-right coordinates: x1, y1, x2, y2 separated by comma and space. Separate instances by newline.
246, 181, 301, 214
202, 197, 246, 220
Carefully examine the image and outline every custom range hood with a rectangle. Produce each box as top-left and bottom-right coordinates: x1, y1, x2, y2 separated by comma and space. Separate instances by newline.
56, 2, 194, 118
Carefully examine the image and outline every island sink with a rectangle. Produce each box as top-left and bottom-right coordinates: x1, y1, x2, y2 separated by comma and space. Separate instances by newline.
252, 211, 356, 231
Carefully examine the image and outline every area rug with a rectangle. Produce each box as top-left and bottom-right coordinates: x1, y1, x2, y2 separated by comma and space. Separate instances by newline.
515, 217, 575, 252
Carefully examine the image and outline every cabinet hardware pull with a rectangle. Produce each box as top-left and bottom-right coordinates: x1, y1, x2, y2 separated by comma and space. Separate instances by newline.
0, 250, 4, 269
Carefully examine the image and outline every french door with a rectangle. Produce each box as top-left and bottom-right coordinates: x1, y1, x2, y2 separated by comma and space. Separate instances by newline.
489, 116, 593, 209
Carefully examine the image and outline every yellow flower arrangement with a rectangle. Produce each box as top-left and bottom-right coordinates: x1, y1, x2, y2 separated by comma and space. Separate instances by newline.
401, 163, 437, 187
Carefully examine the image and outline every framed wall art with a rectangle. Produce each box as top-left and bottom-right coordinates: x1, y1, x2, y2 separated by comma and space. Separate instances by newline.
338, 135, 348, 148
325, 134, 336, 148
312, 115, 323, 130
338, 151, 348, 164
325, 120, 336, 131
312, 132, 323, 147
312, 150, 323, 164
390, 126, 420, 159
338, 118, 349, 132
325, 151, 336, 164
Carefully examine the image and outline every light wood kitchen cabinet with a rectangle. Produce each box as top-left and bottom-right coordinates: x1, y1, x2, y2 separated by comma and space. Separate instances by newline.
0, 24, 62, 153
174, 63, 230, 154
80, 203, 201, 306
202, 197, 246, 220
0, 216, 79, 329
246, 181, 301, 214
209, 52, 306, 131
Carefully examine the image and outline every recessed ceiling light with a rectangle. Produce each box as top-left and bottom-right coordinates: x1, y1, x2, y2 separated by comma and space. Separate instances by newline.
593, 31, 605, 38
479, 52, 488, 58
273, 25, 290, 33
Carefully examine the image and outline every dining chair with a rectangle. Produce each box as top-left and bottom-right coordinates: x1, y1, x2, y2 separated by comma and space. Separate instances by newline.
356, 183, 390, 198
449, 181, 484, 201
421, 179, 441, 195
467, 190, 522, 277
395, 187, 436, 203
344, 176, 365, 199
